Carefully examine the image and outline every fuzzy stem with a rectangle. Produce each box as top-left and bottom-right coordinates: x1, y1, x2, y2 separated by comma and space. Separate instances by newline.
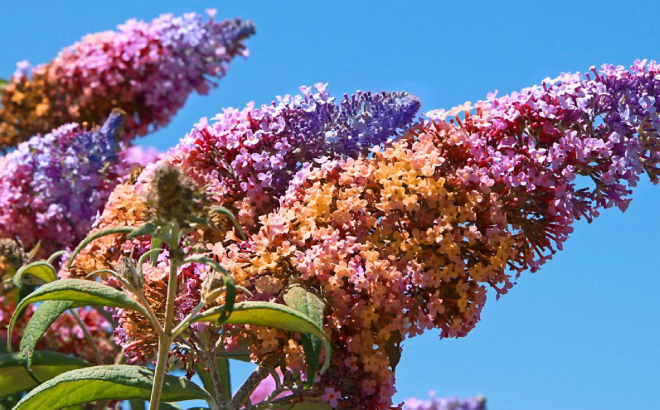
149, 226, 180, 410
70, 308, 103, 365
149, 334, 173, 410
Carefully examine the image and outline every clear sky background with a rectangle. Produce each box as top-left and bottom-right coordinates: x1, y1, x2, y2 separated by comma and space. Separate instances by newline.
2, 1, 659, 409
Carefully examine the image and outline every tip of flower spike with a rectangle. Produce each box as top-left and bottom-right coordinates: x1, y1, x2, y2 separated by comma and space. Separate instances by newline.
101, 109, 126, 140
394, 92, 422, 120
232, 18, 256, 39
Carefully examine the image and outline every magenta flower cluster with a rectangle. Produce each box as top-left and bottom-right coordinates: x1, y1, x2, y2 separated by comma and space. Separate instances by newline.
0, 10, 255, 149
49, 10, 255, 140
427, 59, 660, 279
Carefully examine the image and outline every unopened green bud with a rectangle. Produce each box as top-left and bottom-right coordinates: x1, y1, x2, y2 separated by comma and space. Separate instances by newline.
146, 165, 209, 228
120, 257, 143, 290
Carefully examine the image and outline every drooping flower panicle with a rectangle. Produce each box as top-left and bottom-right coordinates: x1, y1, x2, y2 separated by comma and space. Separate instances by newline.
212, 60, 660, 409
63, 59, 660, 410
0, 111, 125, 256
0, 11, 255, 150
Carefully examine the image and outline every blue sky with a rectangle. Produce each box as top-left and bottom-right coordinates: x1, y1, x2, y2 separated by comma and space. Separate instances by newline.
2, 1, 659, 409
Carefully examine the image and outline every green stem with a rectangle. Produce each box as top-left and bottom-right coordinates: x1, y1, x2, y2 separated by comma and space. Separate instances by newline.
149, 226, 180, 410
149, 334, 173, 409
227, 356, 280, 409
70, 309, 103, 365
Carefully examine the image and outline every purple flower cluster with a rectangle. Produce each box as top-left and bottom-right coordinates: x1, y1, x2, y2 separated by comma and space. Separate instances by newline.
164, 83, 420, 228
404, 392, 486, 410
0, 111, 124, 256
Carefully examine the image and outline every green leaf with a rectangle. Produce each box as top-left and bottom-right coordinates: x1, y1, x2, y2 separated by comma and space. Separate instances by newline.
299, 335, 322, 388
194, 302, 331, 373
8, 279, 149, 350
12, 365, 213, 410
149, 238, 163, 266
283, 286, 326, 387
19, 301, 75, 370
0, 351, 89, 398
129, 399, 146, 410
12, 262, 57, 289
193, 364, 215, 401
26, 243, 41, 263
68, 226, 136, 269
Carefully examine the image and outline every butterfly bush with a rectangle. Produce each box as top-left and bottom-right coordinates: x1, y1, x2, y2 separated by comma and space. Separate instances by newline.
0, 111, 124, 257
65, 84, 420, 276
423, 58, 660, 276
404, 392, 486, 410
0, 10, 255, 150
62, 85, 420, 367
206, 60, 660, 409
62, 60, 660, 409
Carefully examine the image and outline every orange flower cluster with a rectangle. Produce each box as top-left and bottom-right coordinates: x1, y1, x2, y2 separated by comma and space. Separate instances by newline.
0, 65, 55, 149
213, 131, 517, 409
64, 181, 148, 279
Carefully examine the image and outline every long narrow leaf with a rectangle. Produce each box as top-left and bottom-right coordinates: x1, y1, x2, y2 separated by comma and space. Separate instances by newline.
8, 279, 148, 350
0, 351, 88, 398
283, 286, 326, 387
12, 365, 213, 410
19, 300, 75, 369
12, 262, 57, 289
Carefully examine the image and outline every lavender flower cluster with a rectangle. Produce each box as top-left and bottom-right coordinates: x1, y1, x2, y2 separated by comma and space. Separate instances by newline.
0, 111, 124, 256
